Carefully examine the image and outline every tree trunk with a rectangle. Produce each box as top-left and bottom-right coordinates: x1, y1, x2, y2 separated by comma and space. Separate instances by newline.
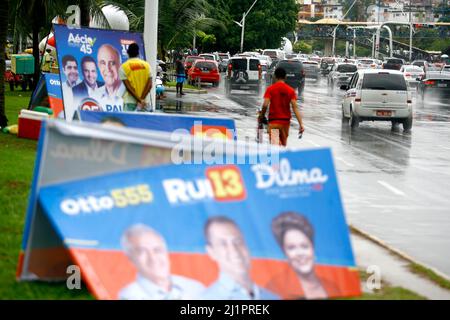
79, 0, 90, 27
32, 23, 40, 91
0, 0, 9, 128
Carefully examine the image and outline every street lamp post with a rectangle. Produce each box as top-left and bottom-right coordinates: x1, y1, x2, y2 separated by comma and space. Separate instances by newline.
234, 0, 259, 53
332, 0, 358, 56
409, 0, 413, 62
144, 0, 158, 110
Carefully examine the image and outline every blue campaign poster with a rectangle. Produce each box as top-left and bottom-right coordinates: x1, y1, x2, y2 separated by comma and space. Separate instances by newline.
53, 24, 146, 121
38, 148, 361, 300
78, 111, 237, 140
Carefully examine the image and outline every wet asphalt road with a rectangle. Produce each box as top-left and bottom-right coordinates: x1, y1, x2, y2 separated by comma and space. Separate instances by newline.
158, 75, 450, 278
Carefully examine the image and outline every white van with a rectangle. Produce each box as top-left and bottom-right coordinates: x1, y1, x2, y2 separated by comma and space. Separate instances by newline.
341, 70, 413, 131
224, 56, 262, 95
262, 49, 286, 61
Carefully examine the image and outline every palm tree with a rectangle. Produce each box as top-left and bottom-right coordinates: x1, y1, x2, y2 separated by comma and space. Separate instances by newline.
10, 0, 109, 88
11, 0, 69, 88
0, 0, 9, 128
79, 0, 111, 27
105, 0, 224, 60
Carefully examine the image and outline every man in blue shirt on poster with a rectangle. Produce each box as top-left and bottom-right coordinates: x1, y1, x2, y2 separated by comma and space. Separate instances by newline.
201, 216, 279, 300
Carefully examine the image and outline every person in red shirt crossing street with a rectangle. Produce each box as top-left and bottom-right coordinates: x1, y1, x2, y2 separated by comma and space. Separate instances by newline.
258, 67, 305, 146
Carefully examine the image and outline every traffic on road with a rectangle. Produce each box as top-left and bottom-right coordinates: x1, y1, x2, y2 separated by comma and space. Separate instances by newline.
156, 50, 450, 279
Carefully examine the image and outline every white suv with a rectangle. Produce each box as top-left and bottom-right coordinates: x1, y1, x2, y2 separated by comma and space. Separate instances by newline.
340, 70, 413, 131
225, 57, 262, 95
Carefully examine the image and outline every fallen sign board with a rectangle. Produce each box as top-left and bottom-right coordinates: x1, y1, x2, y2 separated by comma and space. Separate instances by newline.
77, 110, 237, 140
16, 119, 278, 281
35, 146, 361, 300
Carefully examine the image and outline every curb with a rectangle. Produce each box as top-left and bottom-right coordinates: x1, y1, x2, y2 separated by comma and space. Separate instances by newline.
165, 87, 208, 94
349, 224, 450, 283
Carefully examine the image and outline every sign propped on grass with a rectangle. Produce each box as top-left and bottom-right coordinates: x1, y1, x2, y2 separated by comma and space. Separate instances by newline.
16, 120, 275, 282
34, 142, 361, 300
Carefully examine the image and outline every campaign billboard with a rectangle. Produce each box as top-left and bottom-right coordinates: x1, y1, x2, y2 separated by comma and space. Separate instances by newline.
17, 120, 278, 281
78, 111, 237, 140
53, 24, 146, 121
36, 149, 360, 300
29, 73, 64, 118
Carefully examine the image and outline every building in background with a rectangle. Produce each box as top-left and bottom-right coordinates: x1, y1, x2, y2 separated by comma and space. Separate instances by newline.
366, 0, 446, 24
322, 0, 344, 20
297, 0, 325, 20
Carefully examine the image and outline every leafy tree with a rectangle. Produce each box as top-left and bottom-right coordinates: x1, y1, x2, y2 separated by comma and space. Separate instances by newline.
197, 31, 217, 52
108, 0, 223, 59
208, 0, 298, 53
342, 0, 375, 22
293, 41, 312, 54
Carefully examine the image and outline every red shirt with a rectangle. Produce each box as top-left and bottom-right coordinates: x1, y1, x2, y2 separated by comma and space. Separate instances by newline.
264, 81, 297, 124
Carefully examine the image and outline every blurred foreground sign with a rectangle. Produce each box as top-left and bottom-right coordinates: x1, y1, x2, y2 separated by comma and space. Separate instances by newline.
23, 125, 361, 299
16, 120, 274, 282
77, 110, 237, 140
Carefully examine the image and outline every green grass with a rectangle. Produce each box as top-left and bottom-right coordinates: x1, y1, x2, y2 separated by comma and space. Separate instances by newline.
351, 226, 450, 292
341, 270, 426, 300
0, 88, 92, 299
408, 263, 450, 291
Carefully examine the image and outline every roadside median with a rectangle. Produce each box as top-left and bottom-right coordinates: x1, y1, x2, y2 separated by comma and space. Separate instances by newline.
165, 81, 208, 94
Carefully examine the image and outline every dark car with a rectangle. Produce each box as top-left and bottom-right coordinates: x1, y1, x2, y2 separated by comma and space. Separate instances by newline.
417, 71, 450, 104
266, 59, 305, 95
302, 61, 320, 81
320, 57, 336, 76
382, 58, 405, 70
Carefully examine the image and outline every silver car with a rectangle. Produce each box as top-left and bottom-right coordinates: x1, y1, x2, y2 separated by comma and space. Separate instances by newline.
328, 63, 358, 88
302, 61, 320, 81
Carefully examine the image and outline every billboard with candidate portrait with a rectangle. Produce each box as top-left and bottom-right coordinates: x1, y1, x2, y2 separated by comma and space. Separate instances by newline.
36, 148, 361, 300
16, 120, 277, 282
53, 24, 146, 121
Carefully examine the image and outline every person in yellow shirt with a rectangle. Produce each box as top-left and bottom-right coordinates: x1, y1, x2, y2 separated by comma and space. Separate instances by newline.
119, 43, 152, 112
41, 49, 53, 73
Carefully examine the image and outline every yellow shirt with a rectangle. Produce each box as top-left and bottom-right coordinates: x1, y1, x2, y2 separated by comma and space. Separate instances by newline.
119, 58, 152, 104
42, 52, 52, 72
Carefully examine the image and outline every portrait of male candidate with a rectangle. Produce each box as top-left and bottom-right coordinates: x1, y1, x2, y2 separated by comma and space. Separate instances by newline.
267, 211, 341, 299
119, 224, 205, 300
100, 116, 126, 128
61, 55, 81, 107
72, 56, 104, 106
95, 44, 126, 111
201, 216, 279, 300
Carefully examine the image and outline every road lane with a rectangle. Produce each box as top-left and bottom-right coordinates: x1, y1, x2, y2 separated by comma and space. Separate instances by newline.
159, 75, 450, 277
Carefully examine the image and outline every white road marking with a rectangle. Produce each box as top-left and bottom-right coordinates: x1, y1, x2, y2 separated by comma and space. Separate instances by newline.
377, 180, 406, 196
336, 157, 355, 167
64, 239, 99, 246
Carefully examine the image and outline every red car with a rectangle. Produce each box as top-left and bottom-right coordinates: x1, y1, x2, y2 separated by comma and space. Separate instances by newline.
188, 60, 220, 86
184, 55, 204, 74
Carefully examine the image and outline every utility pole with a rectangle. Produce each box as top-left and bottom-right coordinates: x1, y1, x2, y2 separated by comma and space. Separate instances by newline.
144, 0, 158, 110
234, 0, 259, 53
378, 0, 380, 25
409, 0, 413, 62
332, 0, 358, 56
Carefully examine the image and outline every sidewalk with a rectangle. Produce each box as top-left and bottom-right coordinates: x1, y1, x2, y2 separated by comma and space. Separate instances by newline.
165, 86, 208, 94
351, 230, 450, 300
